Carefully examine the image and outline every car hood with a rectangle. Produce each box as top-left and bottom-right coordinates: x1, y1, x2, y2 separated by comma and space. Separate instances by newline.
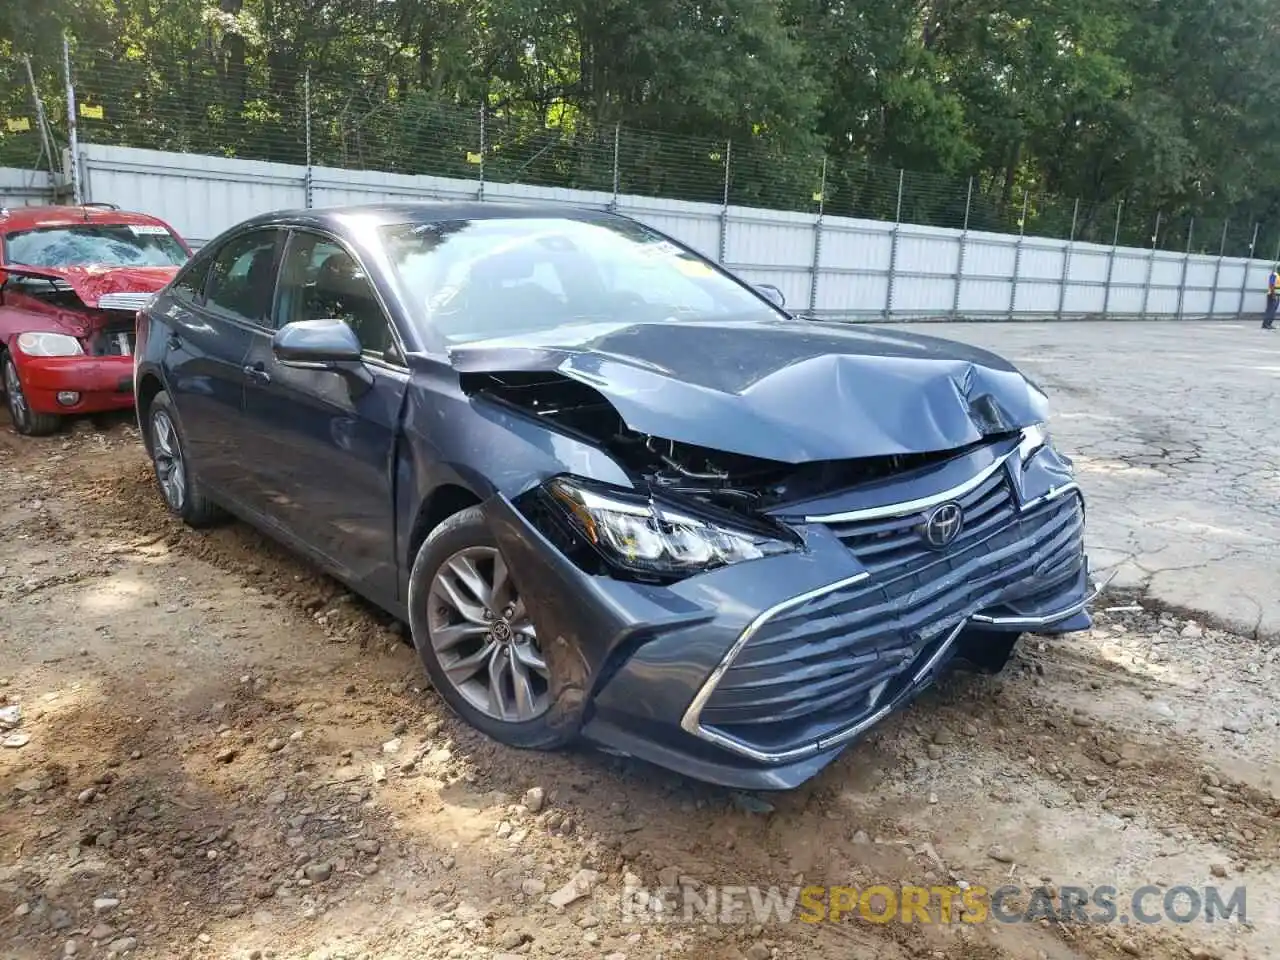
6, 264, 178, 308
447, 319, 1049, 463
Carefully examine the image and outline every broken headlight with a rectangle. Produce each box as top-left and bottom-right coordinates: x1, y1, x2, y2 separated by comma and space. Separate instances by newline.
1017, 423, 1051, 463
545, 477, 798, 578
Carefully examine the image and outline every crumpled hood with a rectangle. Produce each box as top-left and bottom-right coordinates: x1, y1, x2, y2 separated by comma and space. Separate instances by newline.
6, 264, 178, 308
448, 319, 1050, 463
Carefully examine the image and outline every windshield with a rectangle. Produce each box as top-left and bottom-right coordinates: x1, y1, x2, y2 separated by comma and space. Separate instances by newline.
380, 216, 779, 342
5, 224, 188, 269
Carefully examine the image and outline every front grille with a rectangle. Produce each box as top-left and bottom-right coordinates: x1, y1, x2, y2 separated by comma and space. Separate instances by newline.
697, 470, 1084, 753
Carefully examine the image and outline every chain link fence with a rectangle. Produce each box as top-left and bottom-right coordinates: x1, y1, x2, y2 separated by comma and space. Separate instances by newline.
3, 44, 1277, 261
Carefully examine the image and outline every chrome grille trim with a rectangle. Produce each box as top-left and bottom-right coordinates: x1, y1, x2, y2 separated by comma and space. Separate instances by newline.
97, 292, 154, 312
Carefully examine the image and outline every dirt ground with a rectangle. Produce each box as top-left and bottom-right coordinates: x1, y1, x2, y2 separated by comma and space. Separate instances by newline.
1, 414, 1277, 960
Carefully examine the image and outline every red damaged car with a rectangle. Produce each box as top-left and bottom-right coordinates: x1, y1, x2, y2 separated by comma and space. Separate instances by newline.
0, 203, 190, 435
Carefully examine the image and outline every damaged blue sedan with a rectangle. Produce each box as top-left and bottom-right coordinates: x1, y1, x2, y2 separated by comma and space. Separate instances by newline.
134, 202, 1102, 789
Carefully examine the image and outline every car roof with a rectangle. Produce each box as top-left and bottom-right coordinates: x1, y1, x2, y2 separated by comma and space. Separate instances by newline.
0, 204, 176, 234
233, 200, 619, 234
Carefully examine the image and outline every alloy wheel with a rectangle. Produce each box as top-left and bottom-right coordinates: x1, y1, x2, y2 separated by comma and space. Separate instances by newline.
150, 409, 187, 510
3, 357, 29, 430
427, 546, 550, 722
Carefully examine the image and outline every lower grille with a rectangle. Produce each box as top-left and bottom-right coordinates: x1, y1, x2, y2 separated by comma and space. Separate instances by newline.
697, 472, 1084, 753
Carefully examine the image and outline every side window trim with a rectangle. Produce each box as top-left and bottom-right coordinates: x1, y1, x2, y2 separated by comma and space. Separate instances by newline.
275, 226, 410, 368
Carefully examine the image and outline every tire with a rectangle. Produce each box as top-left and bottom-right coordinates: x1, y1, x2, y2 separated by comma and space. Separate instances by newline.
408, 505, 578, 751
2, 352, 62, 437
146, 390, 224, 527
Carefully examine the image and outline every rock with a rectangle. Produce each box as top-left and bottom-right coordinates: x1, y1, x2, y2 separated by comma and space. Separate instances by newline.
355, 838, 381, 855
2, 732, 30, 748
926, 744, 944, 761
1100, 750, 1121, 766
215, 747, 238, 763
304, 862, 333, 882
932, 729, 955, 746
392, 721, 409, 736
962, 722, 979, 737
13, 902, 30, 917
523, 786, 546, 813
223, 903, 245, 917
382, 738, 403, 754
93, 898, 121, 913
499, 931, 528, 949
852, 830, 870, 844
266, 738, 285, 753
1210, 863, 1229, 878
106, 938, 137, 955
77, 788, 97, 804
1070, 715, 1092, 728
88, 923, 116, 940
987, 845, 1014, 864
0, 704, 21, 729
1119, 939, 1141, 956
1222, 718, 1251, 735
548, 869, 600, 908
730, 793, 775, 815
64, 941, 80, 957
521, 878, 546, 896
745, 945, 771, 960
496, 821, 513, 839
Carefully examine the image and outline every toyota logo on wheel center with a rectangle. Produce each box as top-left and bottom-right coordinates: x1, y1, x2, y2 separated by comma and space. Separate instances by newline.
921, 502, 964, 548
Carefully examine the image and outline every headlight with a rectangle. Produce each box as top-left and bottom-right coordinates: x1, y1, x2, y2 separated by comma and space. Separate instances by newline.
15, 332, 84, 357
545, 477, 799, 578
1017, 423, 1050, 463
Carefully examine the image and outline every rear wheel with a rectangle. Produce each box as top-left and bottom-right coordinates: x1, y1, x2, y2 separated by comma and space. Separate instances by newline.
2, 352, 62, 436
408, 505, 577, 750
146, 390, 224, 527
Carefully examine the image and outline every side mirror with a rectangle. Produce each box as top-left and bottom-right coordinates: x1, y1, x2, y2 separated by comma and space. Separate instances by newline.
272, 319, 362, 366
755, 283, 786, 309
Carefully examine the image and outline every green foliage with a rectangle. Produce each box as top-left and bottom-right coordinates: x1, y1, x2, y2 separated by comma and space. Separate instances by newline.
3, 0, 1279, 252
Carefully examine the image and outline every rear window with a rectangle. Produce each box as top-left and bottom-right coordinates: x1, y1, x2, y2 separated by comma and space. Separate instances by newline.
5, 224, 188, 269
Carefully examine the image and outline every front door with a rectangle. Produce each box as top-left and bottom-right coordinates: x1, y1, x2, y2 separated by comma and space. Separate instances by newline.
240, 229, 408, 598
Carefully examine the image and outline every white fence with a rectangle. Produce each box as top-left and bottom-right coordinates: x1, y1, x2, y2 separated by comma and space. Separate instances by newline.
6, 145, 1274, 320
0, 167, 59, 208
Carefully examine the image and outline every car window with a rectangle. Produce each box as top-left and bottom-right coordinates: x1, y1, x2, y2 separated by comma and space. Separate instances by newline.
275, 232, 399, 362
379, 216, 777, 343
169, 253, 212, 304
5, 224, 188, 268
204, 229, 281, 325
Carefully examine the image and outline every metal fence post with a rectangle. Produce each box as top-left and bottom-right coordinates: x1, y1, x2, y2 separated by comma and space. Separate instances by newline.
1102, 201, 1123, 316
303, 69, 313, 209
884, 169, 904, 320
1236, 223, 1259, 317
1057, 198, 1080, 321
1008, 189, 1029, 320
62, 33, 82, 205
952, 177, 973, 319
1209, 220, 1229, 316
1176, 219, 1193, 320
609, 123, 621, 212
808, 156, 827, 314
477, 102, 486, 201
23, 56, 56, 191
1139, 211, 1161, 319
718, 140, 731, 265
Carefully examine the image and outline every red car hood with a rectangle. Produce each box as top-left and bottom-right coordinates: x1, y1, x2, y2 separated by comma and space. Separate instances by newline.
6, 264, 178, 308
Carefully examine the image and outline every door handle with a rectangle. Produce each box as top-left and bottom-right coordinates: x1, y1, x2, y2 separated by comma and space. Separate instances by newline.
243, 363, 271, 384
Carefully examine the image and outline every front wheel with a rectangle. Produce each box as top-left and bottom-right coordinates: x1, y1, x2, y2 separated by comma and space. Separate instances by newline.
3, 352, 62, 436
146, 390, 224, 527
408, 505, 578, 750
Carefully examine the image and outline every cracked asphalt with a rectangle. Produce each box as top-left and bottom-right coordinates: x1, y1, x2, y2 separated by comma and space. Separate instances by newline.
935, 319, 1280, 640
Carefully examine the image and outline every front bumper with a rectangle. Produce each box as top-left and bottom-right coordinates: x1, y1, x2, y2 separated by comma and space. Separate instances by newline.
486, 447, 1101, 791
9, 353, 134, 415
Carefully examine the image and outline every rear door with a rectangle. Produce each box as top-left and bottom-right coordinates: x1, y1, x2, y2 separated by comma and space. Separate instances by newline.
239, 228, 408, 595
161, 227, 283, 498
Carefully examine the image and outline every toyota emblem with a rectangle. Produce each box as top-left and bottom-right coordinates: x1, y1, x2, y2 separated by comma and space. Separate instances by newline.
922, 502, 964, 548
